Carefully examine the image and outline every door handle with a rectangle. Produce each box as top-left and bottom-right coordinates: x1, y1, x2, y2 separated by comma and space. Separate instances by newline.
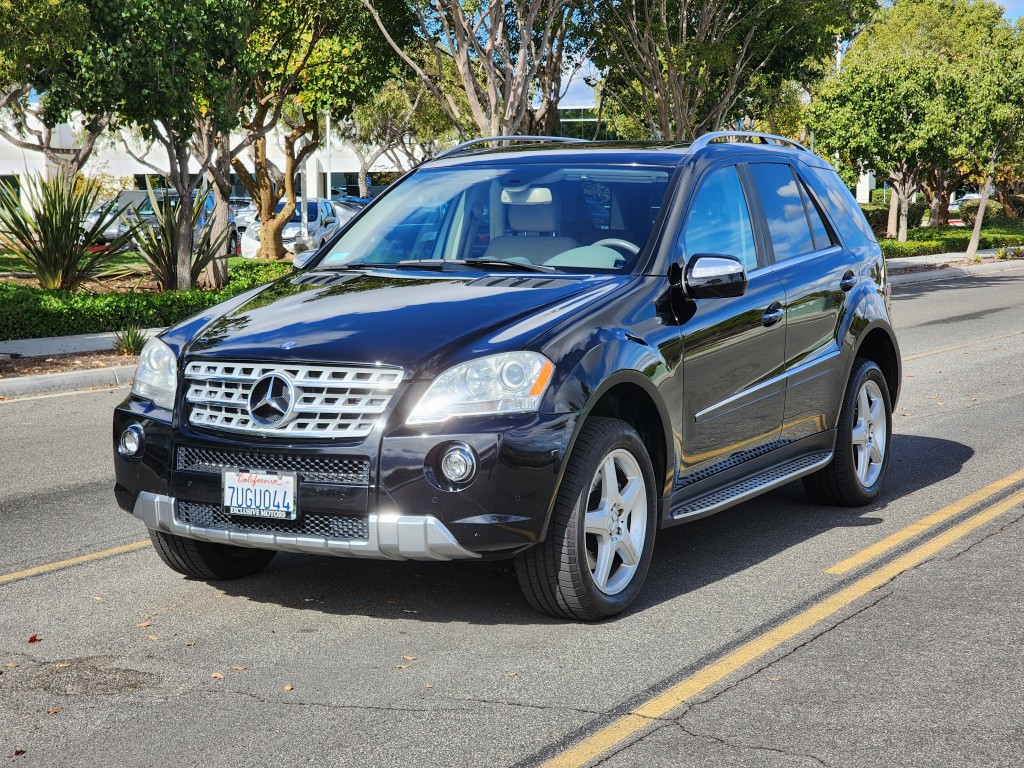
840, 270, 856, 292
762, 302, 784, 327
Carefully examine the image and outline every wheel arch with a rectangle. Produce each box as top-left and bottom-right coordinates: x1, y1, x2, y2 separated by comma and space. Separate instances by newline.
851, 323, 901, 407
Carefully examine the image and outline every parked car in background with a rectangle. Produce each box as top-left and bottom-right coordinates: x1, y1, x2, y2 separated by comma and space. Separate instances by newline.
330, 200, 360, 226
120, 190, 239, 254
231, 198, 258, 233
84, 190, 146, 245
114, 132, 900, 621
241, 198, 341, 258
949, 191, 979, 212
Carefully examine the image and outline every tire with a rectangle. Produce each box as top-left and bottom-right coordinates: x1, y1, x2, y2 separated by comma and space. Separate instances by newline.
804, 358, 892, 506
149, 530, 276, 580
515, 417, 657, 621
229, 233, 239, 255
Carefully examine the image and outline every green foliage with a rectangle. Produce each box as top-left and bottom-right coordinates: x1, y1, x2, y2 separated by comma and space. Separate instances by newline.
0, 261, 290, 341
112, 325, 148, 355
0, 174, 138, 291
859, 202, 926, 237
959, 199, 1007, 226
131, 182, 226, 291
878, 224, 1024, 258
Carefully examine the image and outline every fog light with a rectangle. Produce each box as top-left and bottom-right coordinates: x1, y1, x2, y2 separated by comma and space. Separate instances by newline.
119, 424, 145, 459
441, 445, 476, 484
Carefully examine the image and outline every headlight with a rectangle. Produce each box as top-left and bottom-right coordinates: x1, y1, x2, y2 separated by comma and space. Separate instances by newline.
132, 337, 177, 410
407, 352, 554, 425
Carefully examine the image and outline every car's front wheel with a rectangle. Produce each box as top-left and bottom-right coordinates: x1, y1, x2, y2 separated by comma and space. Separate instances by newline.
804, 358, 892, 506
515, 417, 657, 621
149, 530, 276, 580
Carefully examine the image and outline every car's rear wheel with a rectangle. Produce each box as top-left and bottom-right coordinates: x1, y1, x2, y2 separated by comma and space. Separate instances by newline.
804, 358, 892, 506
149, 530, 276, 580
515, 417, 656, 621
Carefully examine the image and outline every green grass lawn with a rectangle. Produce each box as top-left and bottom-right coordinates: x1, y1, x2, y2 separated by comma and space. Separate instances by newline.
0, 250, 148, 273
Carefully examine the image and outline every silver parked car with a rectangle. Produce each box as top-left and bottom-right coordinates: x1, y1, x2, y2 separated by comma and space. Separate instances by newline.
241, 198, 341, 257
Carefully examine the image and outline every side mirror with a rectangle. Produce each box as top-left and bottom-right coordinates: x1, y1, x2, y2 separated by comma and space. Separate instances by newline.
292, 248, 315, 270
684, 254, 748, 299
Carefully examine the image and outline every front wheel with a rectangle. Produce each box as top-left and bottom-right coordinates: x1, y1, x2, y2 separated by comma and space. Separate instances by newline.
149, 530, 276, 580
515, 417, 657, 621
804, 358, 892, 506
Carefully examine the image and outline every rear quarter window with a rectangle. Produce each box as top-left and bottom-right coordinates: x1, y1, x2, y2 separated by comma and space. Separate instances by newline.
801, 164, 877, 247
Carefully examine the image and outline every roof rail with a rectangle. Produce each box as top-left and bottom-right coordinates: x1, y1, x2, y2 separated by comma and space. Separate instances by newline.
434, 135, 589, 159
688, 131, 809, 153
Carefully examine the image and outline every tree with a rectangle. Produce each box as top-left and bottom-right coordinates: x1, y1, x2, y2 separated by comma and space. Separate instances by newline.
360, 0, 587, 137
591, 0, 874, 141
230, 0, 406, 260
0, 1, 110, 189
43, 0, 255, 289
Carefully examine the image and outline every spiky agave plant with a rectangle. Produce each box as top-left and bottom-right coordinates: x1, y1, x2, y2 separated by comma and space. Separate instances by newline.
0, 175, 137, 291
130, 180, 226, 291
112, 325, 149, 355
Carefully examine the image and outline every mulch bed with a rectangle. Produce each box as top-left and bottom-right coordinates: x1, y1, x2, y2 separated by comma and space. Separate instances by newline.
0, 351, 138, 379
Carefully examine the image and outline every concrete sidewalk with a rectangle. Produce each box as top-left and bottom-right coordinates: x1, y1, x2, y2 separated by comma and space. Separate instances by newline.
2, 253, 1023, 401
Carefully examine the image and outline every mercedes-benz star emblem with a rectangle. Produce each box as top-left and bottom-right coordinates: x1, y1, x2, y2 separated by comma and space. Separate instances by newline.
247, 373, 296, 428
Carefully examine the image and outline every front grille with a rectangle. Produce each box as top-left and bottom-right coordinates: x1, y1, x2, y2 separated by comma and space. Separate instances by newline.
177, 501, 368, 540
176, 446, 370, 485
184, 361, 403, 439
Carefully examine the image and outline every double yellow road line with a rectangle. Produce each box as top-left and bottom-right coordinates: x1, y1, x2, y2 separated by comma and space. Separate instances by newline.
542, 470, 1024, 768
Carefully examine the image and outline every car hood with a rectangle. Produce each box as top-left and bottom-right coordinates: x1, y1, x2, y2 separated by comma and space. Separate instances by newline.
184, 269, 628, 377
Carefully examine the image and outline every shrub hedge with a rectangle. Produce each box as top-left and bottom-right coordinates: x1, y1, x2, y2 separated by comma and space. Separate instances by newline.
859, 201, 927, 237
0, 259, 291, 341
878, 224, 1024, 259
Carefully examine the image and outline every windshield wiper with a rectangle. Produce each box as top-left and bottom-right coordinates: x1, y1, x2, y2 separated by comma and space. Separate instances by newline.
460, 259, 556, 273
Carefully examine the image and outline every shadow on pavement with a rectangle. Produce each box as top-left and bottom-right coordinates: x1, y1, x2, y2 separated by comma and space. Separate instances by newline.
893, 270, 1024, 298
210, 433, 972, 624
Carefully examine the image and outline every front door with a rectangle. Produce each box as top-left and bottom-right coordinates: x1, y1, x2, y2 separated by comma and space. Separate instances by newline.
676, 163, 788, 486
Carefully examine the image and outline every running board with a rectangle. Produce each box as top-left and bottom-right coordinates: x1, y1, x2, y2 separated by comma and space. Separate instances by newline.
671, 451, 833, 521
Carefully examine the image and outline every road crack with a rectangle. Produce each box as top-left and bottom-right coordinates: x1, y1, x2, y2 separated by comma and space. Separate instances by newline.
946, 510, 1024, 561
673, 722, 832, 767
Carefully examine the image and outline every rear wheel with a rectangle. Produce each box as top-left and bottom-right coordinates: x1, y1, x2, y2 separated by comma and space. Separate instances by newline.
804, 358, 892, 506
515, 417, 657, 621
149, 530, 276, 580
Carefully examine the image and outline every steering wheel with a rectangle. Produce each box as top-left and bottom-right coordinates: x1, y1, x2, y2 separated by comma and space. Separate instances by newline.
591, 238, 640, 255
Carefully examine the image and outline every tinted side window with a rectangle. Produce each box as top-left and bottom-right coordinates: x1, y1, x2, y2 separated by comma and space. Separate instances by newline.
748, 163, 815, 262
804, 165, 877, 246
798, 181, 836, 252
681, 165, 757, 271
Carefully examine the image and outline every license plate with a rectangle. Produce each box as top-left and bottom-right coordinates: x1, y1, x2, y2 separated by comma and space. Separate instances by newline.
223, 469, 297, 520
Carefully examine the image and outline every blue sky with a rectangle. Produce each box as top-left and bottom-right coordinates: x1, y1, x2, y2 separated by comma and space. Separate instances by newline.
1003, 0, 1024, 18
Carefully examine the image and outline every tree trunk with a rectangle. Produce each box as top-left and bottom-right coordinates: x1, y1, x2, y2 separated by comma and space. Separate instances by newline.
201, 133, 232, 289
358, 165, 369, 198
966, 173, 996, 260
927, 169, 946, 228
898, 192, 910, 243
886, 190, 899, 239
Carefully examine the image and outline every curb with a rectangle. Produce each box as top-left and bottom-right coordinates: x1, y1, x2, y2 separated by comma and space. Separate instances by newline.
889, 260, 1024, 286
0, 365, 136, 400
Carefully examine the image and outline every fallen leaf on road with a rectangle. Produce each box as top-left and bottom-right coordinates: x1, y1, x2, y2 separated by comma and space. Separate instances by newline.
230, 665, 247, 671
27, 635, 40, 644
4, 663, 18, 669
136, 622, 151, 628
384, 599, 398, 605
209, 672, 224, 679
93, 596, 102, 601
144, 634, 160, 641
13, 749, 26, 757
46, 708, 59, 715
395, 665, 408, 670
283, 684, 294, 692
54, 663, 71, 669
507, 672, 518, 678
424, 684, 433, 689
401, 656, 416, 661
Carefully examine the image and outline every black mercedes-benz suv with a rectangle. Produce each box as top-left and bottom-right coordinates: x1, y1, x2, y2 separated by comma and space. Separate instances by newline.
113, 132, 900, 621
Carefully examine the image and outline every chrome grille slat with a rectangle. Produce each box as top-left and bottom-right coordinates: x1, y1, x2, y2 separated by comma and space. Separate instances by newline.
184, 360, 403, 439
176, 446, 370, 485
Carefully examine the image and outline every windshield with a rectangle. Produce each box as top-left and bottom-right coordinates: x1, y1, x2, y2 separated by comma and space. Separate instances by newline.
276, 202, 319, 223
318, 164, 672, 273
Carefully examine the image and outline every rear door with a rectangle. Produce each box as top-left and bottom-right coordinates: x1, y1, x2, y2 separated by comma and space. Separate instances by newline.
676, 162, 788, 485
744, 161, 851, 443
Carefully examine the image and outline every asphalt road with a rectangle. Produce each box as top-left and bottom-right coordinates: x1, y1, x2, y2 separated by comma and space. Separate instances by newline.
2, 272, 1023, 767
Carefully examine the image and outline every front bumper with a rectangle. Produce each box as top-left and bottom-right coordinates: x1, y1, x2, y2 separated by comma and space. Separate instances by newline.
133, 492, 479, 561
